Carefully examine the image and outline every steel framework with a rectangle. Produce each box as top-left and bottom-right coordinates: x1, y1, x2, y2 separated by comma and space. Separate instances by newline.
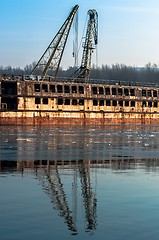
31, 5, 79, 80
73, 9, 98, 81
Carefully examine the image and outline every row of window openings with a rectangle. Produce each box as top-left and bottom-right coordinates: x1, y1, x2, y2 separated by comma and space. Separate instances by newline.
35, 98, 48, 104
59, 99, 158, 108
35, 84, 133, 96
93, 100, 158, 107
142, 101, 158, 107
35, 98, 158, 108
91, 88, 158, 97
34, 84, 158, 98
103, 88, 158, 97
35, 98, 85, 106
34, 84, 84, 94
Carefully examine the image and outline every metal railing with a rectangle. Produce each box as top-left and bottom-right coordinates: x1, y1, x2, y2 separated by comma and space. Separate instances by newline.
1, 74, 159, 88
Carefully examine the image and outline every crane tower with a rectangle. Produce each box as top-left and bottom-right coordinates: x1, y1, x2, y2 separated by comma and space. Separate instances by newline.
73, 9, 98, 81
31, 5, 79, 80
31, 5, 98, 82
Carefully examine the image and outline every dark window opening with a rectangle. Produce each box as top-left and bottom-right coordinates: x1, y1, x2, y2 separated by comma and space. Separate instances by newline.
57, 85, 63, 93
64, 85, 70, 93
42, 84, 48, 92
118, 88, 122, 96
112, 88, 117, 95
112, 100, 117, 106
130, 89, 135, 96
50, 85, 55, 93
2, 82, 17, 95
1, 97, 17, 110
35, 97, 40, 104
124, 88, 129, 96
79, 99, 84, 105
142, 89, 146, 97
65, 99, 70, 105
119, 100, 123, 106
154, 101, 158, 108
105, 87, 110, 95
99, 87, 104, 94
34, 84, 40, 93
153, 90, 157, 97
142, 100, 147, 107
92, 87, 97, 94
106, 100, 111, 106
58, 98, 63, 105
148, 101, 152, 107
99, 100, 104, 106
43, 98, 48, 104
131, 101, 135, 107
72, 86, 77, 93
79, 86, 84, 94
93, 100, 98, 106
125, 101, 129, 107
72, 99, 77, 105
148, 90, 152, 97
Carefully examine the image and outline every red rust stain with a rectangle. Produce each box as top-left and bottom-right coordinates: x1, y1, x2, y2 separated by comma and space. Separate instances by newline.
1, 117, 159, 125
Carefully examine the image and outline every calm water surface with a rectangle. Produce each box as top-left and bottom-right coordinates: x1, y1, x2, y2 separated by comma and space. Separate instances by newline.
1, 124, 159, 239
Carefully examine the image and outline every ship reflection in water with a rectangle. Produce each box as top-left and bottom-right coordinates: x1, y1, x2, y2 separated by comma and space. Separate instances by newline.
2, 125, 159, 239
0, 160, 98, 236
33, 160, 97, 234
2, 159, 159, 239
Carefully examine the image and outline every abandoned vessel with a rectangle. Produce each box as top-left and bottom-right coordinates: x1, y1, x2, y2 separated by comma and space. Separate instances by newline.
1, 5, 159, 125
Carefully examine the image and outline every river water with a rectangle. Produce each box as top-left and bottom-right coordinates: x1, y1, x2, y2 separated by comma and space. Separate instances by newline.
1, 124, 159, 239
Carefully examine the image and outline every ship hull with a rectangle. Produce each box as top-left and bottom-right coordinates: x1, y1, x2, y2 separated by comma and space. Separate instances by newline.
1, 111, 159, 125
1, 77, 159, 125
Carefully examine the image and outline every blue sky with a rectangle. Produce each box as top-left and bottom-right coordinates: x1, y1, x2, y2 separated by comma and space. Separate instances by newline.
1, 0, 159, 69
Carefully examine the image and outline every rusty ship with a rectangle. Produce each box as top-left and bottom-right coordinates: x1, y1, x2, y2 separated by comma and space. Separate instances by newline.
1, 5, 159, 125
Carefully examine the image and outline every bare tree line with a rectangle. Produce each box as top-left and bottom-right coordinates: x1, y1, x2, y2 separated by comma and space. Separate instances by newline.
1, 62, 159, 85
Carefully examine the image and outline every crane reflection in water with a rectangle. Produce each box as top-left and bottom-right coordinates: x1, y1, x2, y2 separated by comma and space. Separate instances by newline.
0, 160, 97, 235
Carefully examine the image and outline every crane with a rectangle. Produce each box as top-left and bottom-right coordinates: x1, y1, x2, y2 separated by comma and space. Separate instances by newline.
73, 9, 98, 81
31, 5, 79, 80
79, 164, 97, 230
36, 166, 77, 233
36, 163, 97, 234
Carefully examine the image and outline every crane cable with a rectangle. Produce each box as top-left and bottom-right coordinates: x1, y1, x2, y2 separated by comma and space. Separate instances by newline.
96, 43, 98, 69
77, 14, 88, 64
73, 10, 79, 67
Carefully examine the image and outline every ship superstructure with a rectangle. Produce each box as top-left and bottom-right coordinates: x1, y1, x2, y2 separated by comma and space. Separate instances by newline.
1, 5, 159, 125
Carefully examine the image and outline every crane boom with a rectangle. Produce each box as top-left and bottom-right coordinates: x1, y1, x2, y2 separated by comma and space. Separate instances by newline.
31, 5, 79, 80
73, 9, 98, 81
37, 167, 77, 233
